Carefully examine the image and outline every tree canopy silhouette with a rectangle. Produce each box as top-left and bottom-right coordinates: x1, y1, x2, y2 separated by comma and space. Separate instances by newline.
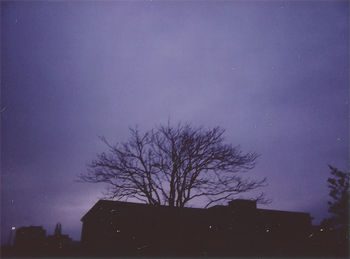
80, 123, 266, 208
322, 165, 349, 229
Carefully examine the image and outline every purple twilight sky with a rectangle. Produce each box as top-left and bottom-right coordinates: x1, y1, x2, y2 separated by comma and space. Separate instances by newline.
1, 1, 349, 242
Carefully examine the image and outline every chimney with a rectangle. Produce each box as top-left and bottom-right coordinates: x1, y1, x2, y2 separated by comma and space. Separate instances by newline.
54, 223, 62, 236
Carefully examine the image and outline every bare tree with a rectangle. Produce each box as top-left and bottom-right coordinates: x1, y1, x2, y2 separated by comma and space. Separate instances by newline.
80, 123, 267, 208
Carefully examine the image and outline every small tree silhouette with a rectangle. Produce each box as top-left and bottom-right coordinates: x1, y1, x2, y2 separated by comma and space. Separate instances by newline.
80, 122, 267, 208
322, 165, 349, 230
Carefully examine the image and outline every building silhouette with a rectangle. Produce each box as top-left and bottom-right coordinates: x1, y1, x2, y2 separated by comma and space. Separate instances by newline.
81, 199, 313, 256
14, 226, 46, 252
12, 223, 74, 256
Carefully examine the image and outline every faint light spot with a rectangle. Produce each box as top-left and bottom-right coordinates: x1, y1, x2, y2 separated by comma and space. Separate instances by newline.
320, 228, 323, 232
308, 233, 314, 238
11, 226, 16, 230
137, 245, 149, 250
336, 137, 342, 141
266, 229, 270, 233
116, 229, 121, 233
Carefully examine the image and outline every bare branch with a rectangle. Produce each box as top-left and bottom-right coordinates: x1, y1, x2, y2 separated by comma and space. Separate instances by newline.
80, 122, 267, 207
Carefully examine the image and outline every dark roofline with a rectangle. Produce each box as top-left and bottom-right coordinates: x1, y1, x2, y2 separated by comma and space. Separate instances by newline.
96, 199, 207, 211
81, 200, 207, 222
257, 208, 310, 216
81, 199, 311, 222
